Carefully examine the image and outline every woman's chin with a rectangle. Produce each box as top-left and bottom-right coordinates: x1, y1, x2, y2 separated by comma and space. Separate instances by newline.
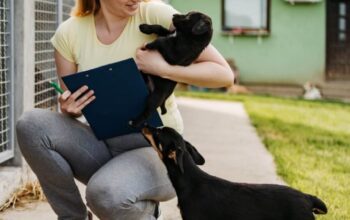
125, 5, 139, 15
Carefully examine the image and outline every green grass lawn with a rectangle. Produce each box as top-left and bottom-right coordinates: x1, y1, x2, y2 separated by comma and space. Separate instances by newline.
176, 91, 350, 220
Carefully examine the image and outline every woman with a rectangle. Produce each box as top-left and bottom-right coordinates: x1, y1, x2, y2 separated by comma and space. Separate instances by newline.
16, 0, 234, 219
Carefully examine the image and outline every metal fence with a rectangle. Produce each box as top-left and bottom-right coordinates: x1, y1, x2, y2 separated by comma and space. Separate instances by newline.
62, 0, 75, 21
0, 0, 75, 164
34, 0, 75, 110
34, 0, 59, 110
0, 0, 14, 163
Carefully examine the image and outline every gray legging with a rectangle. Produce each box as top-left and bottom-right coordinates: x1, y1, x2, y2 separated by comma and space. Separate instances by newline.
15, 108, 176, 220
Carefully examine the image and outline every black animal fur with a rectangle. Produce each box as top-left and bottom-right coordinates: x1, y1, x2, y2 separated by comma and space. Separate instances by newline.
143, 126, 328, 220
129, 12, 213, 127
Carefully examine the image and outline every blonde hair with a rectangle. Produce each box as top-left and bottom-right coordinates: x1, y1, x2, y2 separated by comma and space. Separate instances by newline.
71, 0, 151, 17
71, 0, 100, 17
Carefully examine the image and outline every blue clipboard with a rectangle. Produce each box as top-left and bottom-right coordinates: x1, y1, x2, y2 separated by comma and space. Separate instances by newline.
61, 58, 163, 140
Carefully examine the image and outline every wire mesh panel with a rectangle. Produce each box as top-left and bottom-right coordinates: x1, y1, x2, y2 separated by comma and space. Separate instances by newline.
34, 0, 58, 110
0, 0, 14, 163
62, 0, 75, 21
34, 0, 75, 110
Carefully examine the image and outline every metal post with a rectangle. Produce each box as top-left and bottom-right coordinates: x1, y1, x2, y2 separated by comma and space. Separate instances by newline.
58, 0, 63, 24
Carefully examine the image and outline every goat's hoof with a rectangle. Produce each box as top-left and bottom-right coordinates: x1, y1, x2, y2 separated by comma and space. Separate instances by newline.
139, 24, 152, 34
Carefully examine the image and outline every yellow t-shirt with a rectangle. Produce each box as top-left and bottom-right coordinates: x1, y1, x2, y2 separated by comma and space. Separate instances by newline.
51, 1, 184, 134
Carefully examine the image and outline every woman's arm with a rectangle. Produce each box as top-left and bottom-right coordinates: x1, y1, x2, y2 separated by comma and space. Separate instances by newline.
54, 50, 96, 117
54, 49, 77, 90
135, 44, 234, 88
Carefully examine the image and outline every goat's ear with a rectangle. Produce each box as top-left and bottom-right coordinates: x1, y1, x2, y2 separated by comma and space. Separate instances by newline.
168, 149, 185, 173
185, 141, 205, 165
176, 148, 185, 173
192, 20, 209, 35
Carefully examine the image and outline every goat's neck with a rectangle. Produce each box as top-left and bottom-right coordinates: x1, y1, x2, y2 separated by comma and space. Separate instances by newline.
165, 153, 207, 193
174, 33, 206, 49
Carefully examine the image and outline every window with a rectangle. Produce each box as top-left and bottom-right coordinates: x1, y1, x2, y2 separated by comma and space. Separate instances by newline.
338, 2, 347, 42
222, 0, 270, 35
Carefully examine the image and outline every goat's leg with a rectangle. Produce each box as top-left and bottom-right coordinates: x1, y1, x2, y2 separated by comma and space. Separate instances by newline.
144, 41, 162, 50
139, 24, 174, 36
129, 92, 165, 128
160, 102, 167, 115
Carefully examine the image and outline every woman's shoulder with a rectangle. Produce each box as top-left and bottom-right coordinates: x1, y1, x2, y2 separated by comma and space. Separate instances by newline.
140, 1, 171, 9
57, 15, 92, 34
138, 1, 178, 26
139, 1, 178, 17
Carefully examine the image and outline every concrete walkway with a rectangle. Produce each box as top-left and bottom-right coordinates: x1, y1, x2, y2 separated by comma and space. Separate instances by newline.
0, 97, 283, 220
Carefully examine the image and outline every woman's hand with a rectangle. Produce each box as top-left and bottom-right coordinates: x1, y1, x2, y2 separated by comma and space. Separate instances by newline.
135, 47, 170, 78
59, 85, 95, 117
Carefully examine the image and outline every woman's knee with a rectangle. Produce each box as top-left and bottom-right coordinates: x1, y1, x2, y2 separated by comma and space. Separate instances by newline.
16, 109, 55, 150
86, 175, 135, 216
16, 109, 51, 134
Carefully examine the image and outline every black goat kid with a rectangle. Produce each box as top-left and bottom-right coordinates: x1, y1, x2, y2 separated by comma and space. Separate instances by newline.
129, 12, 213, 127
142, 126, 328, 220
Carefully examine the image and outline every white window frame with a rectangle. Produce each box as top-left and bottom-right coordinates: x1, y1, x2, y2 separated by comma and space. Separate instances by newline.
222, 0, 270, 36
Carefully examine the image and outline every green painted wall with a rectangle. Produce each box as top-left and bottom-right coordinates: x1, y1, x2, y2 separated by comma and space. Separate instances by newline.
170, 0, 326, 85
